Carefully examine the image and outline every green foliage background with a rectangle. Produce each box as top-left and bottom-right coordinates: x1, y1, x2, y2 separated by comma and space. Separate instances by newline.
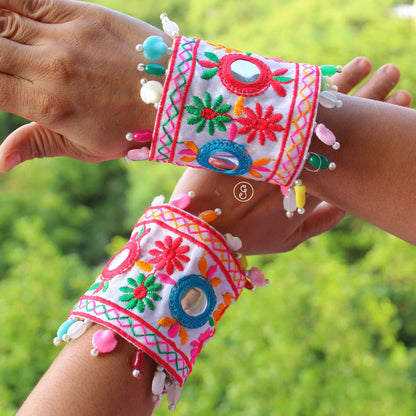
1, 0, 416, 415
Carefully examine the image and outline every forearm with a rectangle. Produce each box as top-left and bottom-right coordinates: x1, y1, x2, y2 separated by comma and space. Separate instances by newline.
305, 94, 416, 243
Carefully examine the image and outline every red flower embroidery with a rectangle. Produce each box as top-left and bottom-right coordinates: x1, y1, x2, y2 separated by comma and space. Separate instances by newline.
237, 103, 284, 145
148, 236, 190, 274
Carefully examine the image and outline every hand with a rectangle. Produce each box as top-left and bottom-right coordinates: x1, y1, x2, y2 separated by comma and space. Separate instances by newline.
172, 57, 412, 255
0, 0, 164, 172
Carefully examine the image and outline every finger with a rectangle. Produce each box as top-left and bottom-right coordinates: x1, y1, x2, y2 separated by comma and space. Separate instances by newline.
0, 0, 77, 23
0, 122, 80, 172
0, 10, 47, 45
294, 202, 346, 245
385, 89, 413, 107
353, 64, 401, 101
332, 56, 372, 94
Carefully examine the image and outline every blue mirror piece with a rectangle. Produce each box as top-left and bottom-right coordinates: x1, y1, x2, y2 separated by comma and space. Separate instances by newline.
197, 139, 252, 176
169, 275, 216, 329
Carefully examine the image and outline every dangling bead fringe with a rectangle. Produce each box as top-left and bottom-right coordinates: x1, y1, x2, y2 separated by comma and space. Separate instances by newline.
91, 329, 118, 356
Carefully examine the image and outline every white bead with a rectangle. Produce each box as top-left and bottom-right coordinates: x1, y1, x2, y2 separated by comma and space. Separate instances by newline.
297, 208, 305, 215
140, 78, 148, 86
295, 179, 302, 186
152, 370, 166, 396
188, 191, 195, 198
53, 337, 63, 346
132, 369, 141, 378
168, 405, 176, 411
67, 320, 88, 340
224, 233, 243, 251
126, 132, 133, 141
90, 348, 99, 357
214, 208, 222, 216
167, 383, 181, 408
163, 20, 179, 38
286, 211, 294, 219
137, 63, 145, 71
160, 13, 168, 20
136, 44, 144, 52
319, 91, 340, 109
337, 65, 343, 73
329, 162, 336, 171
283, 188, 297, 213
152, 195, 165, 206
332, 141, 340, 150
140, 80, 163, 104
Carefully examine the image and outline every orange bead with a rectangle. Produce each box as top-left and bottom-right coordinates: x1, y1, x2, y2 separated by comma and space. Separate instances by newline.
199, 210, 218, 223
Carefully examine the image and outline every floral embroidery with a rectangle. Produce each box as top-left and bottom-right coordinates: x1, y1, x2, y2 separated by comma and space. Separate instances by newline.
199, 51, 220, 80
249, 158, 274, 179
158, 317, 189, 345
236, 103, 284, 145
118, 273, 162, 313
190, 328, 215, 364
271, 68, 293, 97
148, 235, 190, 275
185, 92, 232, 135
212, 292, 235, 324
206, 41, 242, 54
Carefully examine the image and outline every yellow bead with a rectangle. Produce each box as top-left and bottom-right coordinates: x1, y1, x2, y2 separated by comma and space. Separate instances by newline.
295, 184, 306, 208
199, 210, 218, 223
238, 254, 248, 270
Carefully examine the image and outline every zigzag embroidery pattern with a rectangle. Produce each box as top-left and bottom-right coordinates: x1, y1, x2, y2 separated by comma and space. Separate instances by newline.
137, 206, 246, 293
275, 64, 318, 184
156, 36, 196, 161
72, 297, 191, 382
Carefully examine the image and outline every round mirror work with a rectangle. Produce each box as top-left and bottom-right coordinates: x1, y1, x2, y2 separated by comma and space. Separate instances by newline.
181, 287, 208, 317
230, 59, 261, 84
208, 151, 240, 172
107, 248, 130, 271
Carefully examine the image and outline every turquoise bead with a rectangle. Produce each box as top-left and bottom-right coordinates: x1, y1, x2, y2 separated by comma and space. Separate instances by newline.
320, 65, 338, 77
57, 319, 76, 340
145, 63, 166, 76
143, 36, 168, 61
308, 153, 330, 169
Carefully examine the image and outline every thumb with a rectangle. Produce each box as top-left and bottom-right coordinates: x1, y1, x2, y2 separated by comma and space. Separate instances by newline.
300, 202, 347, 241
0, 122, 78, 172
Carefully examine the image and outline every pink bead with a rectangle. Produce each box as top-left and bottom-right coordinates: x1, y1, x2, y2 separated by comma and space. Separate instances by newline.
280, 185, 290, 196
315, 123, 336, 146
247, 267, 268, 287
169, 193, 192, 209
92, 329, 118, 354
133, 130, 153, 143
126, 147, 150, 161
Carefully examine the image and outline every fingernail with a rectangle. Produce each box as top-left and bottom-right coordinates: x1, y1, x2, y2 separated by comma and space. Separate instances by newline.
383, 64, 399, 80
5, 152, 21, 171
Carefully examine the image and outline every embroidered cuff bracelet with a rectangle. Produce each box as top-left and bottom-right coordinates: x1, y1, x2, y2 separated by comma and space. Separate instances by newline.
126, 14, 343, 217
54, 197, 267, 410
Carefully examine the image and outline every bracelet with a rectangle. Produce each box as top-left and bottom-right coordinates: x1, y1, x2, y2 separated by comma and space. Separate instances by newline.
53, 193, 268, 411
125, 14, 343, 218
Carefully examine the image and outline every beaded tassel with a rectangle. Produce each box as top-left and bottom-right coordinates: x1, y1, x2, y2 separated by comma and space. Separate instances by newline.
134, 13, 179, 108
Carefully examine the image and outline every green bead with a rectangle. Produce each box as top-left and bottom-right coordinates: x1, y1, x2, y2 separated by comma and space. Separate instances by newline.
308, 153, 330, 169
320, 65, 338, 77
145, 63, 166, 76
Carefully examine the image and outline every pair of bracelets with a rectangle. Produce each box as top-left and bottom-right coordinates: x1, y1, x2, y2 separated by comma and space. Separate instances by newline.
126, 14, 343, 218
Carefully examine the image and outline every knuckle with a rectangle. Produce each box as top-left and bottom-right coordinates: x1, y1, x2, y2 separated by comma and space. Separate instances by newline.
0, 11, 23, 38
